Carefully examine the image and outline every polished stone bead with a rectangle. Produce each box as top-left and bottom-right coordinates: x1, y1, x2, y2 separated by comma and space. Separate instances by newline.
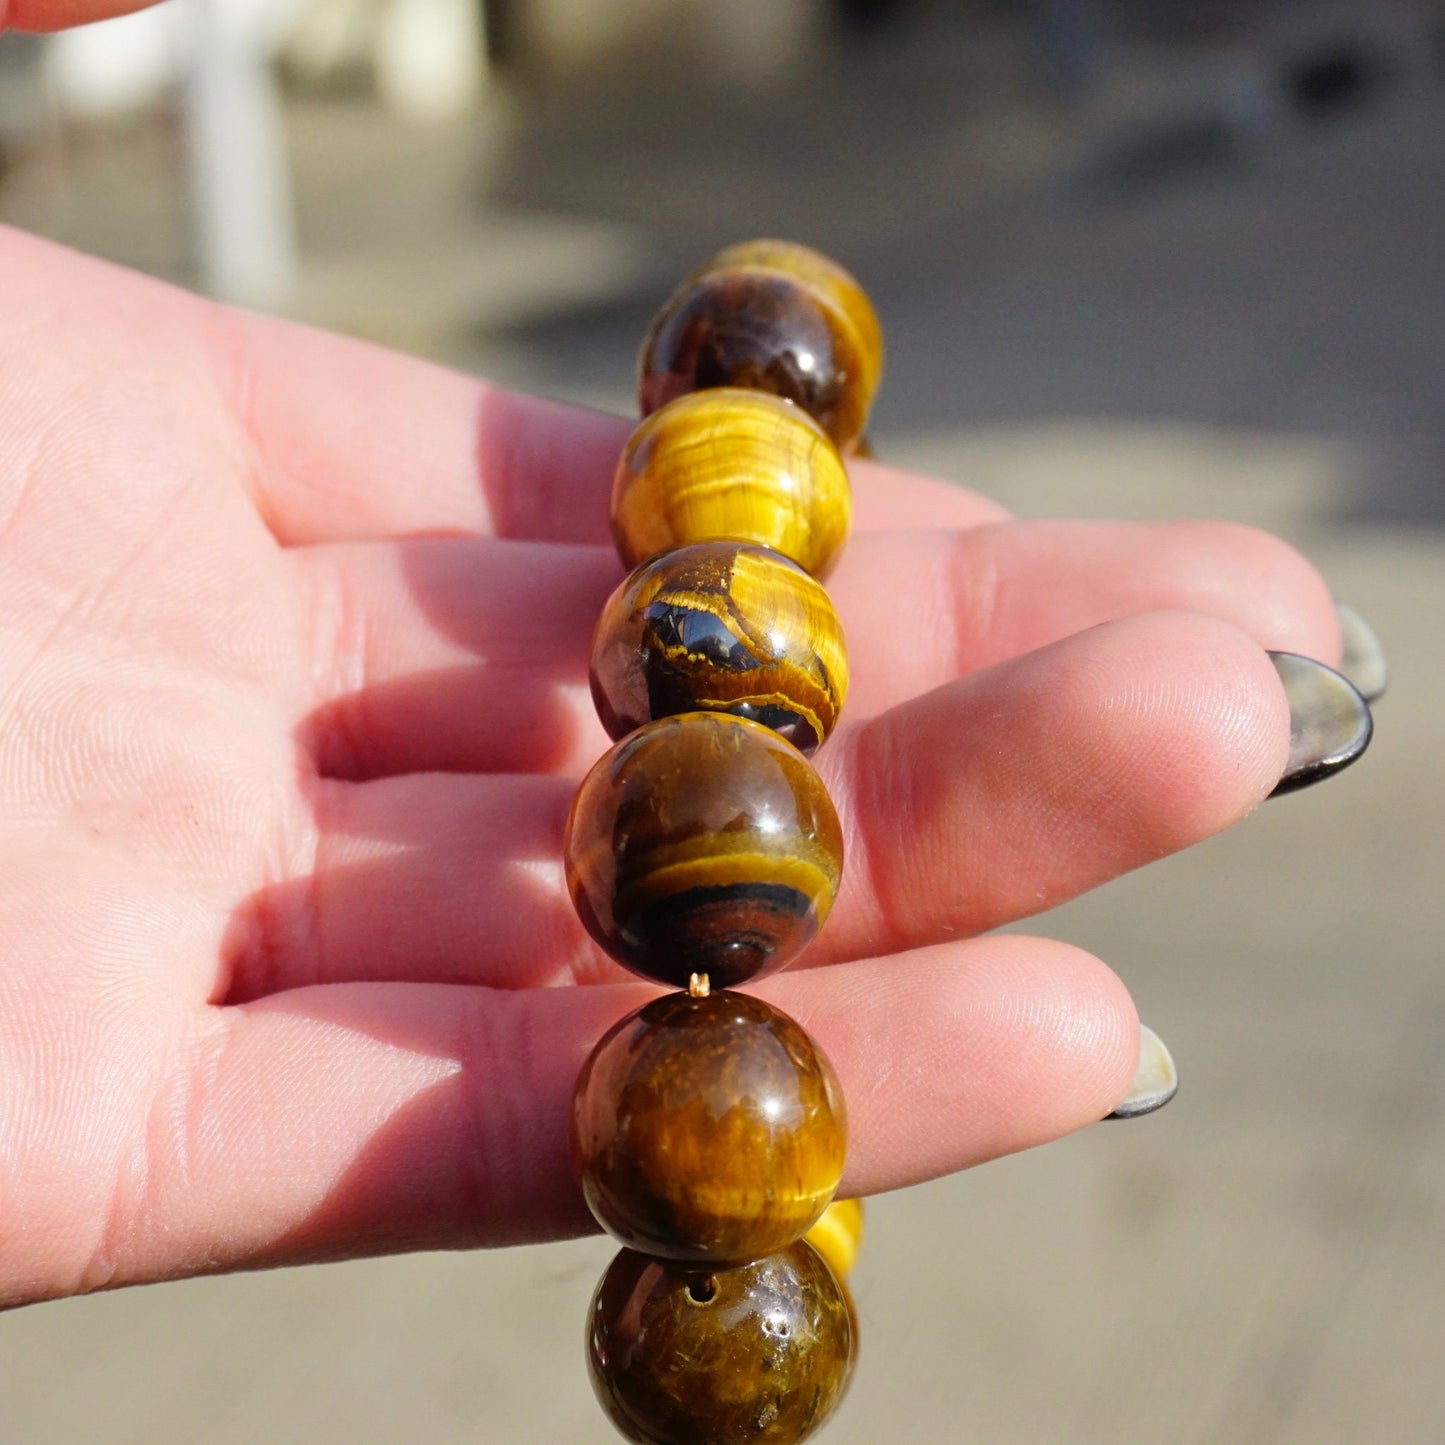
696, 239, 884, 410
590, 541, 849, 753
610, 389, 852, 579
564, 712, 844, 988
639, 266, 876, 452
588, 1242, 855, 1445
570, 990, 847, 1263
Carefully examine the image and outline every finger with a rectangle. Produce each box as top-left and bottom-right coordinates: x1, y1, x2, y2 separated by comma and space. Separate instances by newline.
235, 611, 1286, 999
826, 610, 1289, 962
288, 539, 619, 781
45, 935, 1133, 1296
232, 311, 1004, 544
0, 231, 1003, 547
838, 518, 1341, 715
3, 0, 158, 29
291, 519, 1329, 781
221, 772, 585, 1004
218, 279, 1005, 544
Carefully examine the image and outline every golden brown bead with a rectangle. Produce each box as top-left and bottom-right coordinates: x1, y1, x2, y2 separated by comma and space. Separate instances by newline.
804, 1198, 864, 1280
570, 990, 847, 1263
638, 266, 875, 451
610, 389, 851, 580
587, 1242, 856, 1445
564, 712, 844, 988
590, 541, 849, 753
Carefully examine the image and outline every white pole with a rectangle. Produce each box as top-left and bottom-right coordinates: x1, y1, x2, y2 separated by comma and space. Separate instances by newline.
184, 0, 299, 310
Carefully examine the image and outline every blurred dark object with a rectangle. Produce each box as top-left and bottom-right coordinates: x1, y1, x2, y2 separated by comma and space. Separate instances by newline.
482, 0, 520, 66
836, 0, 914, 35
1283, 43, 1384, 118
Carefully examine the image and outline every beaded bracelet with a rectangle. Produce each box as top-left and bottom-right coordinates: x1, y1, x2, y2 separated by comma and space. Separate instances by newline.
564, 239, 882, 1443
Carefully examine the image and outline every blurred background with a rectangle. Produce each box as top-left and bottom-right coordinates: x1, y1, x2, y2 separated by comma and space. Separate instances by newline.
2, 0, 1443, 1440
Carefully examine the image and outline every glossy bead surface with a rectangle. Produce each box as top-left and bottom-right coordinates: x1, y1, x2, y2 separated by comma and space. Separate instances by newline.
590, 542, 849, 753
564, 712, 844, 988
588, 1244, 855, 1445
588, 1242, 855, 1445
570, 990, 847, 1262
611, 389, 851, 579
639, 266, 875, 451
698, 239, 885, 397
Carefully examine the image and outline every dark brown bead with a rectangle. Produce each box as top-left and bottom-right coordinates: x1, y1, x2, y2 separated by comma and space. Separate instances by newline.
639, 267, 875, 452
570, 990, 847, 1263
588, 1242, 855, 1445
697, 240, 885, 402
564, 712, 844, 988
590, 542, 849, 753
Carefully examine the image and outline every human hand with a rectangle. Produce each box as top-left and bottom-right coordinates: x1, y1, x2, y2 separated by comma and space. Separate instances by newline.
0, 226, 1339, 1307
2, 0, 156, 31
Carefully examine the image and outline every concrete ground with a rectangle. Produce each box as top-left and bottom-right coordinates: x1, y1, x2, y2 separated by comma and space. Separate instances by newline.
2, 3, 1443, 1441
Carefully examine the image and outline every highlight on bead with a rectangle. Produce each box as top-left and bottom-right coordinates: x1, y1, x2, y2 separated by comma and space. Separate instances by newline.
610, 389, 852, 579
588, 1241, 856, 1445
564, 711, 844, 989
590, 540, 849, 753
570, 990, 848, 1264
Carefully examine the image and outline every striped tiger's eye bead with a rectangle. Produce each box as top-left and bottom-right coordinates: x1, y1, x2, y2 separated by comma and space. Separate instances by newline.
564, 712, 843, 988
610, 389, 851, 580
590, 541, 848, 753
587, 1242, 855, 1445
638, 266, 875, 452
570, 990, 847, 1263
698, 239, 884, 400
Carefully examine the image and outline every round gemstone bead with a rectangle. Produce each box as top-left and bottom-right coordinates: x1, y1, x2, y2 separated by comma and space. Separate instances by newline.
610, 389, 851, 579
564, 712, 844, 988
638, 266, 875, 452
590, 541, 849, 753
587, 1242, 855, 1445
571, 989, 847, 1263
697, 239, 884, 406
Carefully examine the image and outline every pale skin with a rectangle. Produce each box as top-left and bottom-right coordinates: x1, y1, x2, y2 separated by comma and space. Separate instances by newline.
0, 1, 1340, 1311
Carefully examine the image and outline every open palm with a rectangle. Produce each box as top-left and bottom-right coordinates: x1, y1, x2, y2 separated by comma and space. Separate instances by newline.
0, 226, 1337, 1307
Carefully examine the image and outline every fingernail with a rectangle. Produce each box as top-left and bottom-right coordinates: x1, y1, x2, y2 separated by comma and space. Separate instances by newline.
1335, 601, 1388, 702
1267, 652, 1374, 797
1106, 1024, 1178, 1120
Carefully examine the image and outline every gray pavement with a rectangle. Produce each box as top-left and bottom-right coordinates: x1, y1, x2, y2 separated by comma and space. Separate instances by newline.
2, 4, 1444, 1441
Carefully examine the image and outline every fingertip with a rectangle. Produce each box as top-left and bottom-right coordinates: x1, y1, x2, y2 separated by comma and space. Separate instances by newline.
1051, 610, 1293, 847
1168, 521, 1340, 664
760, 935, 1139, 1196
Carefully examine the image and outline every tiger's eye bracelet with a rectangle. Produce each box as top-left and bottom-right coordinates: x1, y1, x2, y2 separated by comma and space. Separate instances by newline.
563, 239, 883, 1444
